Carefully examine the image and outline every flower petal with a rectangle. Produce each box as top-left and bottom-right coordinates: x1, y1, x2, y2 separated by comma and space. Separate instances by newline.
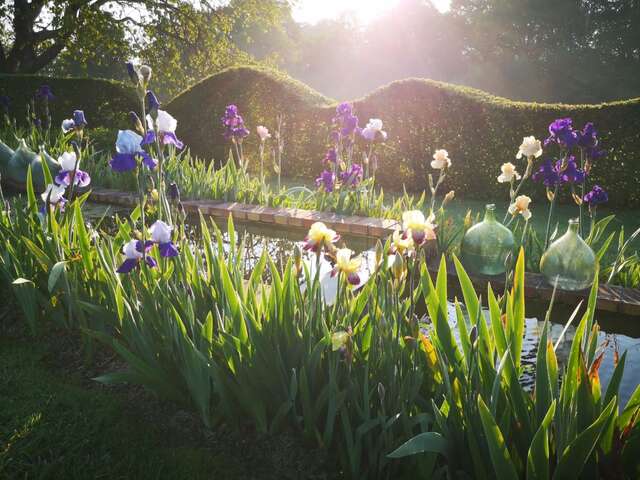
159, 242, 179, 258
110, 153, 137, 172
116, 258, 139, 273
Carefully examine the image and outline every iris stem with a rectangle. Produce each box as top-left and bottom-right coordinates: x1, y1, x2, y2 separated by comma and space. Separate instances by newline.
544, 184, 559, 250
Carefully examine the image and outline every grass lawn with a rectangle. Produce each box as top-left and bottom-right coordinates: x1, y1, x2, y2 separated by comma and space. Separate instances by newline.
0, 309, 336, 480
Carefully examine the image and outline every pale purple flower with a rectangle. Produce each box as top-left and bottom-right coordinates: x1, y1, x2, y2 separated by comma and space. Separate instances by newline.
340, 163, 363, 187
316, 170, 336, 193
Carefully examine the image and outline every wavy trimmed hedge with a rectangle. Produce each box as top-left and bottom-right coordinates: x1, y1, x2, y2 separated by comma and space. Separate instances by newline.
0, 75, 137, 131
168, 66, 640, 207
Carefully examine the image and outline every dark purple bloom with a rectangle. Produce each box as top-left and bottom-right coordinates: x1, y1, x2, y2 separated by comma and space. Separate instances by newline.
158, 242, 179, 258
556, 156, 586, 184
585, 147, 607, 161
0, 95, 9, 111
73, 110, 87, 128
110, 152, 156, 172
340, 163, 363, 187
545, 118, 578, 148
35, 85, 54, 101
577, 122, 598, 149
532, 159, 561, 187
146, 90, 160, 114
126, 62, 138, 84
583, 185, 608, 206
222, 104, 250, 140
141, 130, 156, 146
168, 182, 180, 201
316, 170, 336, 193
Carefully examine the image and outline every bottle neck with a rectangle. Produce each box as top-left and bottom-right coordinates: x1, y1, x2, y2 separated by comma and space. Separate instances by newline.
567, 219, 580, 235
484, 204, 497, 222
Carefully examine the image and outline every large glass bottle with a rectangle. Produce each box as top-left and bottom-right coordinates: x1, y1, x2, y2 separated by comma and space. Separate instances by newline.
540, 218, 596, 291
460, 204, 515, 275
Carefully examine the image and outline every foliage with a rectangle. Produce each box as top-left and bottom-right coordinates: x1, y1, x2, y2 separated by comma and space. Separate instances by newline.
0, 326, 333, 479
390, 252, 640, 478
1, 175, 639, 478
0, 74, 136, 132
166, 66, 640, 208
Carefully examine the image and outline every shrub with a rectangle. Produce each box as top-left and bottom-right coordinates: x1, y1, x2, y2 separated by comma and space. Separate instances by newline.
0, 74, 137, 131
167, 66, 640, 207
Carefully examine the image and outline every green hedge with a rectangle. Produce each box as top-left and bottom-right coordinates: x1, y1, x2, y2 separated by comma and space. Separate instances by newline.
0, 75, 137, 132
168, 66, 640, 207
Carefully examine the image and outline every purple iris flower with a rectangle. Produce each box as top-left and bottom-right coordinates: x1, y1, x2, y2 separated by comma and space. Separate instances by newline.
168, 182, 181, 201
316, 170, 336, 193
532, 159, 561, 187
341, 114, 360, 137
336, 102, 353, 117
110, 130, 157, 172
556, 156, 586, 184
73, 110, 87, 128
55, 151, 90, 187
222, 104, 250, 140
35, 85, 54, 101
324, 147, 338, 164
62, 110, 88, 133
146, 91, 160, 115
161, 132, 183, 149
0, 95, 9, 111
577, 122, 598, 149
544, 118, 578, 148
149, 220, 179, 258
141, 130, 156, 146
340, 163, 363, 187
583, 185, 608, 206
116, 240, 157, 274
126, 62, 138, 84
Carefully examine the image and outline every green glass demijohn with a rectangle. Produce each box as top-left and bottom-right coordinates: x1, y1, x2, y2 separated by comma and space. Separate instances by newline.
540, 218, 596, 291
461, 204, 515, 275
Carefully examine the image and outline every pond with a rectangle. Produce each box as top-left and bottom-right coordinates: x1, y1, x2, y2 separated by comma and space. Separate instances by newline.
84, 201, 640, 406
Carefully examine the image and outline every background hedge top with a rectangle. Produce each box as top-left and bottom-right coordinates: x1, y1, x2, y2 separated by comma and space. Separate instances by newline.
2, 68, 639, 207
0, 74, 136, 131
168, 66, 640, 207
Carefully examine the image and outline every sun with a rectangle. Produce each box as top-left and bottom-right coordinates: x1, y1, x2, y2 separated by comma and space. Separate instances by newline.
293, 0, 451, 25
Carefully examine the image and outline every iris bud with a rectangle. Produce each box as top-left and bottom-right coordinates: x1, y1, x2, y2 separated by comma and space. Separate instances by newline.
139, 65, 152, 84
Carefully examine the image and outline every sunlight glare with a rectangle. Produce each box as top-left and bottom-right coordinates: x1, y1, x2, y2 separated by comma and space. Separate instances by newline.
293, 0, 451, 25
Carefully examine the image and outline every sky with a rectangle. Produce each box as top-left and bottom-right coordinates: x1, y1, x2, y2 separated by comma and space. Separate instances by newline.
292, 0, 451, 24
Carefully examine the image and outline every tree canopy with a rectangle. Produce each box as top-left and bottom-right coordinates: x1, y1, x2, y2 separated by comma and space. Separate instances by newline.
1, 0, 639, 103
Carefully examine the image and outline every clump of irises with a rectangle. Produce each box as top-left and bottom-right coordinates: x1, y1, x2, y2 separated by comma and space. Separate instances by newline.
315, 102, 386, 195
107, 61, 184, 274
499, 117, 608, 249
40, 108, 91, 214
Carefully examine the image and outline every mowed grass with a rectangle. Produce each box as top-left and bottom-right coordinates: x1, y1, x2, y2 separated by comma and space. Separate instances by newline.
0, 311, 334, 480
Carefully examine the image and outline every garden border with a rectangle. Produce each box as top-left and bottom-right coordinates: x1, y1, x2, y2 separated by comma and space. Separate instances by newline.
89, 188, 640, 317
